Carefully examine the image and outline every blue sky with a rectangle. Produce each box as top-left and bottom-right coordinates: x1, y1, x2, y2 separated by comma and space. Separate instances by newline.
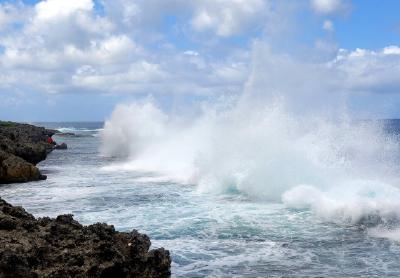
0, 0, 399, 121
336, 0, 400, 49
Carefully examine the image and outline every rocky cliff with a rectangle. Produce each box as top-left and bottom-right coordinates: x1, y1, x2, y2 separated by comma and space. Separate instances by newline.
0, 197, 171, 277
0, 121, 56, 183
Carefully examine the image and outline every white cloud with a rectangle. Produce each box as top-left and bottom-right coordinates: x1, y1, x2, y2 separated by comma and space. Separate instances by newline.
310, 0, 350, 15
0, 2, 29, 31
383, 46, 400, 55
245, 41, 400, 118
190, 0, 268, 37
71, 61, 165, 92
102, 0, 270, 37
35, 0, 93, 21
69, 51, 249, 95
184, 50, 199, 56
2, 34, 138, 70
333, 47, 400, 93
64, 35, 141, 65
26, 1, 114, 49
0, 0, 399, 115
0, 4, 14, 30
0, 0, 253, 97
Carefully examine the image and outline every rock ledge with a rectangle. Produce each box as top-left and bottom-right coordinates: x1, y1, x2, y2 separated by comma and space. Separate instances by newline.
0, 121, 56, 183
0, 197, 171, 277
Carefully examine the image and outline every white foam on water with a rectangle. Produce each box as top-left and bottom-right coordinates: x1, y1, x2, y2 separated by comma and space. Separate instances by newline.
56, 127, 103, 133
369, 227, 400, 241
100, 43, 400, 232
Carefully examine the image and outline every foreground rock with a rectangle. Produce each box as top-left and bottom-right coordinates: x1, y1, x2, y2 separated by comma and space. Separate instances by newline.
0, 121, 57, 183
0, 197, 171, 277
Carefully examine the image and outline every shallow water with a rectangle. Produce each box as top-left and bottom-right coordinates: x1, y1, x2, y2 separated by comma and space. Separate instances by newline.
1, 123, 400, 277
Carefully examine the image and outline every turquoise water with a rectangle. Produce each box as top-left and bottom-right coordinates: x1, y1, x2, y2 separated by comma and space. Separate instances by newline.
1, 123, 400, 277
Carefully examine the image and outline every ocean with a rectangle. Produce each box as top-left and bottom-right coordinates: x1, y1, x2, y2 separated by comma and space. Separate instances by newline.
1, 120, 400, 277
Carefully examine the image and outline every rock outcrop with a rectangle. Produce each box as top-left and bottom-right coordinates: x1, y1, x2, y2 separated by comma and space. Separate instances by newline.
0, 151, 45, 183
0, 122, 56, 183
55, 142, 68, 150
0, 197, 171, 277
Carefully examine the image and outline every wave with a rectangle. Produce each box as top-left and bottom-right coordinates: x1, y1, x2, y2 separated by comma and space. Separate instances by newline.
100, 44, 400, 230
56, 127, 104, 133
54, 127, 104, 138
100, 99, 400, 228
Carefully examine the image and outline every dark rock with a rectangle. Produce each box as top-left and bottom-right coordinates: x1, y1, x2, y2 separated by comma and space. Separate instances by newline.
13, 142, 49, 165
0, 150, 46, 183
0, 122, 55, 184
0, 197, 171, 277
44, 129, 59, 137
0, 215, 17, 230
56, 132, 76, 137
55, 142, 68, 150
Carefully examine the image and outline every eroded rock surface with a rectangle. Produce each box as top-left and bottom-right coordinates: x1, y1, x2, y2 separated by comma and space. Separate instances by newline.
0, 197, 171, 277
0, 122, 56, 183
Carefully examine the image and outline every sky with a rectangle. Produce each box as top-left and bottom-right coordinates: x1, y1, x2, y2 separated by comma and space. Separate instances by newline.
0, 0, 399, 121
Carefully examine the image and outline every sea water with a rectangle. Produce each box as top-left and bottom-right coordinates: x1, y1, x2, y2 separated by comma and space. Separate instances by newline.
2, 121, 400, 277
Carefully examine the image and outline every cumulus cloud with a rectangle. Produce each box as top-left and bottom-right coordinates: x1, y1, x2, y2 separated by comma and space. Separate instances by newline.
0, 0, 399, 117
1, 34, 140, 71
333, 47, 400, 93
101, 0, 271, 37
35, 0, 93, 21
190, 0, 268, 37
0, 0, 253, 97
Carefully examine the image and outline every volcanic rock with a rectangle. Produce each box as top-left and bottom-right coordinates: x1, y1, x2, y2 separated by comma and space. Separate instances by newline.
0, 197, 171, 277
0, 122, 55, 184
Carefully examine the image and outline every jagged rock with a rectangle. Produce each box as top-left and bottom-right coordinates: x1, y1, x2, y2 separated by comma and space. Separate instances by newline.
0, 122, 54, 184
0, 198, 171, 277
55, 142, 68, 150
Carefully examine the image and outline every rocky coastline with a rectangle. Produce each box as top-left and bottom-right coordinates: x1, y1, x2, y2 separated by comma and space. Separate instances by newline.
0, 121, 172, 277
0, 198, 171, 277
0, 121, 57, 183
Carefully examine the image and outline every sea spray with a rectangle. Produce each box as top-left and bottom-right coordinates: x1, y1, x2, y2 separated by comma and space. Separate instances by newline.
101, 43, 400, 228
100, 97, 400, 226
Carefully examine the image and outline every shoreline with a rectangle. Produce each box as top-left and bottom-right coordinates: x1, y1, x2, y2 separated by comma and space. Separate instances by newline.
0, 121, 172, 277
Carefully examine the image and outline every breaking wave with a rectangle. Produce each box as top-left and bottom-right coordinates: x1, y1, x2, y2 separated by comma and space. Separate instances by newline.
101, 43, 400, 229
100, 98, 400, 226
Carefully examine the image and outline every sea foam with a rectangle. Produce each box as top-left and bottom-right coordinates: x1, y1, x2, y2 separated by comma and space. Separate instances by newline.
101, 43, 400, 227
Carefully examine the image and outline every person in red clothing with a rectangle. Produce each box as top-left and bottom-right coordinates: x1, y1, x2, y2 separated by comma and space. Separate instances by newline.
46, 136, 55, 145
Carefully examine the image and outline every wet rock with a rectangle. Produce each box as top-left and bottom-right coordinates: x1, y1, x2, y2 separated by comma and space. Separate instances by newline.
0, 197, 171, 277
55, 142, 68, 150
0, 122, 54, 184
0, 150, 46, 183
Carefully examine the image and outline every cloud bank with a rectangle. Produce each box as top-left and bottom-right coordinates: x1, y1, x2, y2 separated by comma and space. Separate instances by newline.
0, 0, 399, 119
